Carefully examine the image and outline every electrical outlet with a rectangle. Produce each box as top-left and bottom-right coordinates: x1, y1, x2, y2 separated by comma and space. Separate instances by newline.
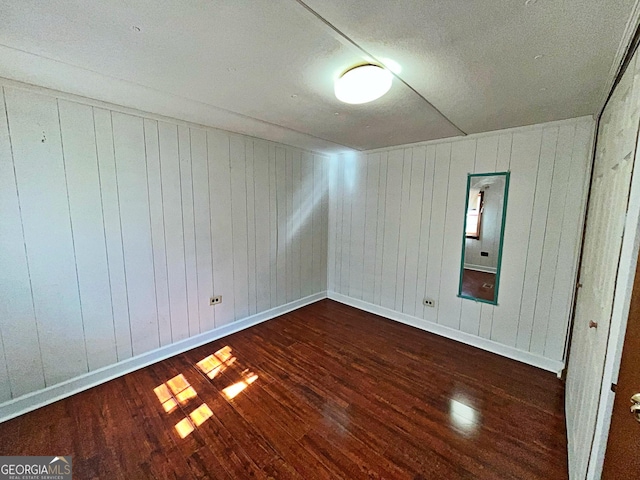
423, 298, 435, 308
210, 295, 222, 306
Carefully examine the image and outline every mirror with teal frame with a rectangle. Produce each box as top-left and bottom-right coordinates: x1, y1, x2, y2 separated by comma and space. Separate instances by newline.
458, 172, 510, 305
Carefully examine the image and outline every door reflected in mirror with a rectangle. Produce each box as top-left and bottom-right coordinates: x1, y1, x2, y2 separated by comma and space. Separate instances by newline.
458, 172, 510, 305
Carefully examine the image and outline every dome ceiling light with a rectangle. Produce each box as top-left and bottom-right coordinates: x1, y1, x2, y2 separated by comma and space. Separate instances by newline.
334, 64, 393, 105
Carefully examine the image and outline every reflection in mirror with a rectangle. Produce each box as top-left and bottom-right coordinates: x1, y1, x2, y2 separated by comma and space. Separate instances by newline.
458, 172, 510, 305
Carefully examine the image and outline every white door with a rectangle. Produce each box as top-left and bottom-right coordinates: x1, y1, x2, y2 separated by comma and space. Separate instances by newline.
565, 50, 640, 479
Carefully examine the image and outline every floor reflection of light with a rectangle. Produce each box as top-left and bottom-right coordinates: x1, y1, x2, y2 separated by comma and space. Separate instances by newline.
189, 403, 214, 427
154, 384, 172, 403
196, 346, 236, 379
175, 418, 195, 439
167, 374, 189, 393
175, 386, 197, 405
222, 373, 258, 400
162, 397, 178, 413
450, 399, 480, 436
156, 352, 262, 439
155, 373, 199, 415
165, 374, 197, 405
154, 384, 178, 413
155, 374, 217, 439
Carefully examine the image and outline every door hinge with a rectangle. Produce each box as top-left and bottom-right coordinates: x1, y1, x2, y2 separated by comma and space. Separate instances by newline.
611, 383, 617, 393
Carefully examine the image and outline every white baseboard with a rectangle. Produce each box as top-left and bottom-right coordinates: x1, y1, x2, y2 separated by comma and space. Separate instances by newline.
0, 292, 327, 424
327, 292, 564, 374
463, 264, 497, 274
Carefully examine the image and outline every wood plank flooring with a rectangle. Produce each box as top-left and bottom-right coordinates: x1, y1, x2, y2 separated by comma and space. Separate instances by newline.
0, 300, 568, 479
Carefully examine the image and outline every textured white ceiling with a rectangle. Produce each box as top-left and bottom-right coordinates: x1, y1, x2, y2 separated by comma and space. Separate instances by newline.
303, 0, 637, 135
0, 0, 635, 153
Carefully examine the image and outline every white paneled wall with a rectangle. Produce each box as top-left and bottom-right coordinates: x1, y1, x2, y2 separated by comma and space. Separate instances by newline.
0, 85, 328, 403
328, 117, 594, 369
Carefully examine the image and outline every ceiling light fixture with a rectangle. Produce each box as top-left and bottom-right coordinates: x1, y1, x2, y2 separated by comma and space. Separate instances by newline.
335, 64, 393, 104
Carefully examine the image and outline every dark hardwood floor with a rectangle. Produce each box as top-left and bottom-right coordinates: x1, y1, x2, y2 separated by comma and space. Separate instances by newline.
0, 300, 567, 479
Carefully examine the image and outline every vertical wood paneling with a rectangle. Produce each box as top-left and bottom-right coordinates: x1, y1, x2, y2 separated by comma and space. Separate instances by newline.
320, 154, 329, 291
230, 136, 249, 320
395, 149, 413, 310
491, 130, 543, 346
291, 150, 302, 301
208, 130, 235, 326
190, 128, 215, 332
515, 127, 558, 350
311, 155, 323, 294
268, 145, 278, 308
245, 139, 257, 315
93, 108, 132, 361
275, 147, 287, 306
328, 118, 593, 367
402, 148, 426, 316
340, 156, 354, 296
332, 155, 344, 294
0, 88, 44, 398
58, 100, 117, 370
414, 146, 435, 318
381, 149, 404, 309
0, 94, 18, 398
253, 140, 271, 312
300, 152, 314, 298
285, 149, 294, 302
545, 122, 593, 360
326, 156, 335, 292
424, 144, 450, 325
111, 112, 159, 356
348, 155, 366, 299
158, 122, 188, 342
0, 85, 329, 403
178, 126, 200, 336
5, 88, 87, 385
474, 136, 499, 174
439, 139, 476, 330
362, 154, 380, 303
143, 118, 172, 347
529, 125, 576, 354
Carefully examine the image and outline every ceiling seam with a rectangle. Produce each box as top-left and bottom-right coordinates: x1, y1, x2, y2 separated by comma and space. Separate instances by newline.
293, 0, 467, 137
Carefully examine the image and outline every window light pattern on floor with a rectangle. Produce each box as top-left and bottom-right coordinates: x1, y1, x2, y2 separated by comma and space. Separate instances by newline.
153, 346, 258, 439
195, 346, 236, 379
222, 370, 259, 399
